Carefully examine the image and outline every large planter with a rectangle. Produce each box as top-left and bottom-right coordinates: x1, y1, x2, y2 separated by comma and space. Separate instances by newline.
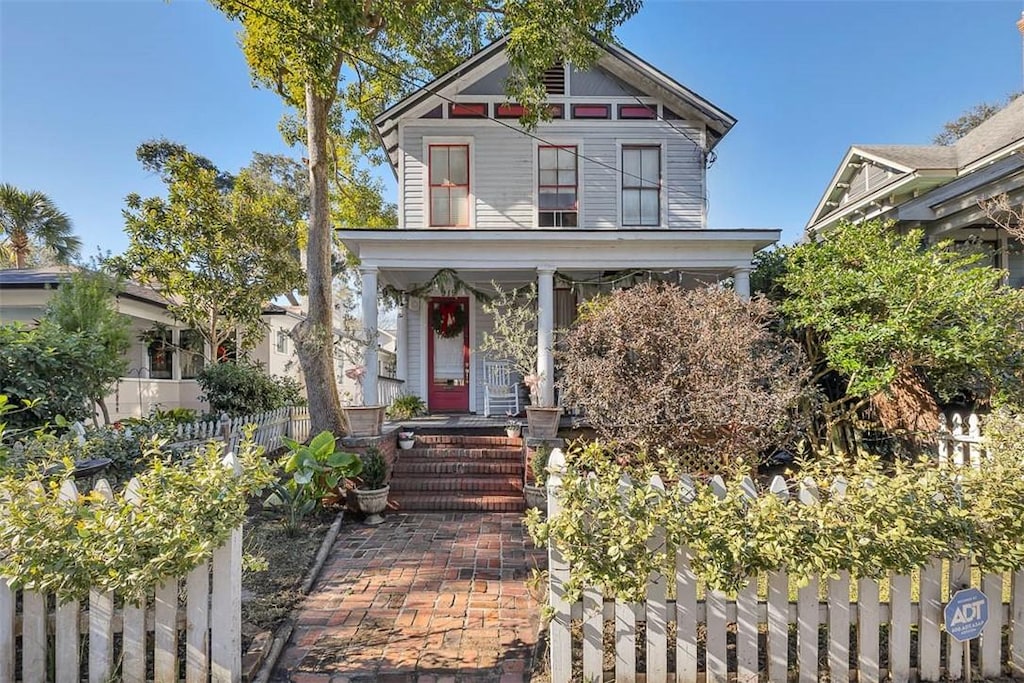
526, 407, 562, 439
354, 485, 390, 526
343, 405, 385, 437
523, 483, 547, 512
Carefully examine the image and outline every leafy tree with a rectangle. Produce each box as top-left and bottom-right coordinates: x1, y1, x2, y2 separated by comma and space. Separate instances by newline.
559, 283, 812, 470
0, 184, 81, 268
205, 0, 643, 434
112, 144, 306, 360
779, 220, 1024, 449
43, 270, 131, 424
933, 93, 1021, 145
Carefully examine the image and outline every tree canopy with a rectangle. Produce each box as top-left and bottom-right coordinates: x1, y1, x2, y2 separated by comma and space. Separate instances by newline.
933, 93, 1021, 145
112, 143, 306, 359
205, 0, 643, 432
0, 184, 81, 268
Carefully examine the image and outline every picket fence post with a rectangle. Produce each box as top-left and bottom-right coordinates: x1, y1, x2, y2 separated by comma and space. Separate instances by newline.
55, 479, 80, 683
705, 475, 729, 683
123, 478, 148, 683
615, 473, 637, 683
827, 476, 851, 683
546, 447, 571, 683
645, 473, 668, 683
766, 475, 790, 683
675, 475, 698, 683
89, 479, 115, 683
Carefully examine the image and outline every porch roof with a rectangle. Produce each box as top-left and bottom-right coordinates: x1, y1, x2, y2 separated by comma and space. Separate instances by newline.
337, 228, 779, 279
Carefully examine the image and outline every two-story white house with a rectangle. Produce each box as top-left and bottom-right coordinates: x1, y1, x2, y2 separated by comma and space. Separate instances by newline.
338, 37, 779, 415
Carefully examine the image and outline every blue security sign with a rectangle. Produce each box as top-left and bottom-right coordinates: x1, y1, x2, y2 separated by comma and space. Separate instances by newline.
944, 587, 989, 642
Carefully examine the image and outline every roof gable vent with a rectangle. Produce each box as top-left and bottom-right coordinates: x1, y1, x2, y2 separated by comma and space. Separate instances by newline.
543, 64, 566, 95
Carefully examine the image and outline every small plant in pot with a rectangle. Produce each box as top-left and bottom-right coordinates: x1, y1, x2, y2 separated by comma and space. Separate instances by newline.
354, 446, 390, 525
523, 445, 551, 512
505, 419, 522, 439
388, 394, 426, 420
398, 430, 416, 450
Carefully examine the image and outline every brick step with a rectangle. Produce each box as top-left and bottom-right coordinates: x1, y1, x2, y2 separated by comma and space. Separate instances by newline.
410, 434, 521, 448
390, 475, 523, 494
397, 447, 522, 460
393, 459, 523, 476
389, 493, 526, 513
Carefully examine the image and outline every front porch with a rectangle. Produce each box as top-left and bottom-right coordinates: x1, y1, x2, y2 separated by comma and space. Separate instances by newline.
339, 228, 778, 416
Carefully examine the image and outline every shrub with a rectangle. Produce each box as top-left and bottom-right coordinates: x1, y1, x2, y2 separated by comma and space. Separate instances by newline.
388, 394, 426, 420
559, 283, 813, 469
357, 446, 388, 490
197, 359, 304, 416
0, 322, 99, 432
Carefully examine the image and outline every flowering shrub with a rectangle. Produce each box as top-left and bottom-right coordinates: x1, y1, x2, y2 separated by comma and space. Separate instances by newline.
559, 283, 814, 469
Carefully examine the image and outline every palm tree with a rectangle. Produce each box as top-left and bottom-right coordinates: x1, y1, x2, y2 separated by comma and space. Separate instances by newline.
0, 184, 81, 268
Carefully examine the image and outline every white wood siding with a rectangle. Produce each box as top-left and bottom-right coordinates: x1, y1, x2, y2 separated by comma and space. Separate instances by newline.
401, 120, 705, 230
407, 303, 424, 403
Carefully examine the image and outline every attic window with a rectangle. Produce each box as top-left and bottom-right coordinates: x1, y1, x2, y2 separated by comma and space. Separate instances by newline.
572, 104, 610, 119
496, 103, 526, 119
449, 103, 488, 118
543, 64, 566, 95
619, 104, 657, 120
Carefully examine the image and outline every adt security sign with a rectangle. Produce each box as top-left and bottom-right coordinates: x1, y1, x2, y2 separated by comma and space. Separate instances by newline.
945, 587, 989, 642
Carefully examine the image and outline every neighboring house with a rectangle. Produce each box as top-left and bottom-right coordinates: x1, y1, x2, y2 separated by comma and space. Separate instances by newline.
807, 95, 1024, 283
338, 36, 779, 414
0, 267, 306, 421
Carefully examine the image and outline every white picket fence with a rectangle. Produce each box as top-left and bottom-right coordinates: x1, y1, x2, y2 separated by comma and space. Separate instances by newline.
545, 450, 1024, 682
0, 456, 243, 683
936, 411, 986, 468
169, 405, 311, 454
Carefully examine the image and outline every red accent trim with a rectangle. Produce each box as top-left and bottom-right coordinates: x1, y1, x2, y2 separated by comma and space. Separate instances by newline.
427, 297, 470, 413
618, 104, 657, 119
495, 103, 526, 118
449, 103, 487, 118
571, 104, 610, 119
428, 144, 470, 228
548, 104, 564, 119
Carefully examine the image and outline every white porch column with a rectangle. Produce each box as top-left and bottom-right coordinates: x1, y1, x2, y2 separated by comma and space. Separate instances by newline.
537, 266, 556, 407
733, 266, 751, 300
396, 298, 408, 382
360, 265, 380, 406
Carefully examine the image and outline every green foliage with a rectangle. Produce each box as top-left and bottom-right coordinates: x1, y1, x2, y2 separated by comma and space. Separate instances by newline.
530, 445, 551, 487
0, 436, 274, 603
112, 144, 306, 357
0, 322, 99, 431
282, 431, 362, 496
357, 446, 388, 490
387, 394, 426, 420
0, 183, 81, 267
197, 359, 305, 417
43, 269, 132, 422
526, 438, 1024, 604
480, 283, 539, 397
780, 220, 1024, 405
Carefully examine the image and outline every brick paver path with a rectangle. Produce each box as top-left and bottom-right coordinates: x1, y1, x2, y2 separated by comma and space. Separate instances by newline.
273, 512, 547, 683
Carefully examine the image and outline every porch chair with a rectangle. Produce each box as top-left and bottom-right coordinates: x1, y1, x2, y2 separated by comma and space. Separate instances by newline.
483, 360, 520, 417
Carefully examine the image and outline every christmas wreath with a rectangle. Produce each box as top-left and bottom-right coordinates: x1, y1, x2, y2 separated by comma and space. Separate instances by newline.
431, 301, 467, 338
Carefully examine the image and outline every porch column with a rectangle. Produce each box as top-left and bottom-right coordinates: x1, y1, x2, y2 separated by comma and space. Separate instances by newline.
395, 298, 408, 382
537, 266, 556, 407
360, 265, 379, 406
733, 266, 751, 300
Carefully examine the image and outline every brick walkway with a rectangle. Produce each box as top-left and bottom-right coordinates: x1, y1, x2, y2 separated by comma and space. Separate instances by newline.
273, 513, 548, 683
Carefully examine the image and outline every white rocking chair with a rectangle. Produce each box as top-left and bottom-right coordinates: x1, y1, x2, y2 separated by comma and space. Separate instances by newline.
483, 361, 521, 417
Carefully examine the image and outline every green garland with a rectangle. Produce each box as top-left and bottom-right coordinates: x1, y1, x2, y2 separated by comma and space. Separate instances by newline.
431, 301, 468, 338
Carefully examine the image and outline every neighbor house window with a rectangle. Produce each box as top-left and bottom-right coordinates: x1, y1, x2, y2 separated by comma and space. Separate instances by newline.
538, 145, 578, 227
621, 145, 661, 226
276, 329, 289, 354
180, 329, 206, 380
147, 329, 173, 380
429, 144, 470, 227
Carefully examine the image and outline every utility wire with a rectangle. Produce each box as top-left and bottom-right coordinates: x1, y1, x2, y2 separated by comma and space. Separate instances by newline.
225, 0, 710, 204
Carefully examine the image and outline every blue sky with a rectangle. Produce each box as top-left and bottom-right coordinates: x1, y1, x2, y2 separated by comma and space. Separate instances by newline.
2, 0, 1023, 255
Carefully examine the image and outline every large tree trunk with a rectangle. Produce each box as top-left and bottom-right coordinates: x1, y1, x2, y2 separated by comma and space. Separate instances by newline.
293, 85, 346, 436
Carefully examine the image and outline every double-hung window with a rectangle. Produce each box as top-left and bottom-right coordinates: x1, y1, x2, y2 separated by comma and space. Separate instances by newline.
538, 145, 578, 227
621, 145, 661, 226
429, 144, 470, 227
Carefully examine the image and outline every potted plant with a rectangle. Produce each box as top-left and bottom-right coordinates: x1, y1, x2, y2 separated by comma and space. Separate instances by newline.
481, 283, 561, 439
505, 419, 522, 439
523, 445, 550, 511
354, 446, 390, 525
338, 327, 385, 437
398, 430, 416, 449
388, 394, 426, 420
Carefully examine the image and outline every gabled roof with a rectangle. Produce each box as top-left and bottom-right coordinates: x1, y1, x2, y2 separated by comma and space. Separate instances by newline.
807, 95, 1024, 234
373, 35, 737, 169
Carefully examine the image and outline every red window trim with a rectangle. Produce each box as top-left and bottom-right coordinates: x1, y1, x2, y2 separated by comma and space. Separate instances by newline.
448, 102, 487, 118
618, 104, 657, 120
429, 144, 470, 228
572, 104, 610, 119
495, 103, 525, 118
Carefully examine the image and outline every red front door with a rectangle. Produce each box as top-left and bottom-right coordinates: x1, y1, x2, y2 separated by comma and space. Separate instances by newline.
427, 297, 470, 412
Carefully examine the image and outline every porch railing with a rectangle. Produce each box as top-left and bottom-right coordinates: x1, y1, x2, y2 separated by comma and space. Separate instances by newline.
378, 376, 405, 407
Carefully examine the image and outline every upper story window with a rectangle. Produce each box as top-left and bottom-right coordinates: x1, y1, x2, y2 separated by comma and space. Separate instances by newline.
538, 146, 578, 228
621, 145, 661, 226
429, 144, 470, 227
276, 329, 289, 354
